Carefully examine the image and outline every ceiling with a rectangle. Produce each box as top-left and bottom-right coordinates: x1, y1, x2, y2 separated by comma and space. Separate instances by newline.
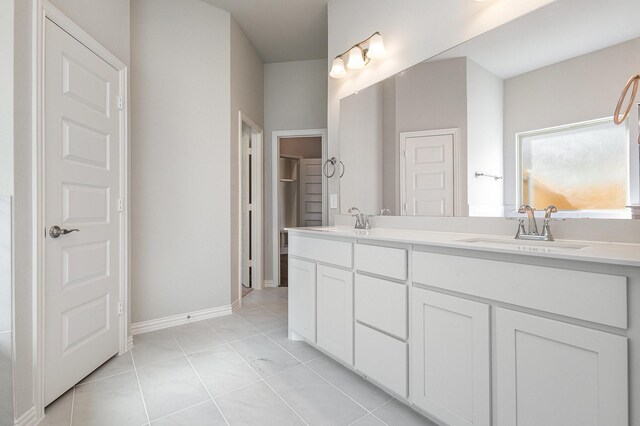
200, 0, 328, 63
433, 0, 640, 79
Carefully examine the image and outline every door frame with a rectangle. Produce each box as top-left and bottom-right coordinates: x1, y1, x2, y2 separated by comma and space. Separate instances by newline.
32, 0, 129, 419
399, 128, 462, 217
237, 112, 264, 298
271, 129, 327, 288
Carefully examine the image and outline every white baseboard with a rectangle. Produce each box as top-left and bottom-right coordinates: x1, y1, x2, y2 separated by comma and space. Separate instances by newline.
14, 407, 37, 426
131, 304, 233, 335
264, 280, 276, 288
126, 335, 134, 351
231, 298, 241, 312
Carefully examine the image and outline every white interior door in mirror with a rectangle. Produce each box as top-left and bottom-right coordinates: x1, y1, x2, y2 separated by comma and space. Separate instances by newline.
400, 130, 456, 216
44, 18, 121, 405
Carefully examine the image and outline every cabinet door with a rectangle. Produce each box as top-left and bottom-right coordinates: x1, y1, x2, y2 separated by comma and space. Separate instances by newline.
317, 265, 354, 365
411, 288, 490, 426
288, 258, 316, 342
496, 308, 628, 426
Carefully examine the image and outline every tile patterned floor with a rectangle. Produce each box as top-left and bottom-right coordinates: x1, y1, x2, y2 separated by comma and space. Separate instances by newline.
42, 288, 437, 426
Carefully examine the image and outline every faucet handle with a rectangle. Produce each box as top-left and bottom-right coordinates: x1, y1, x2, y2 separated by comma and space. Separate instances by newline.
518, 204, 535, 214
544, 205, 558, 219
377, 208, 391, 216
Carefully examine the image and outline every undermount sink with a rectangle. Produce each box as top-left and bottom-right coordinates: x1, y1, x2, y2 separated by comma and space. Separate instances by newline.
458, 237, 587, 252
304, 227, 343, 232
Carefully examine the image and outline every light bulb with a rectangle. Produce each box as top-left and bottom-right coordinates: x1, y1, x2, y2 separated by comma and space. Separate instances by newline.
329, 57, 347, 78
366, 33, 385, 59
347, 46, 366, 69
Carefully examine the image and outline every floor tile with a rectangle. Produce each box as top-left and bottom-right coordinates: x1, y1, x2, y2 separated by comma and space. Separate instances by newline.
266, 365, 367, 425
230, 335, 300, 377
188, 344, 260, 397
80, 351, 134, 384
264, 327, 322, 362
262, 287, 288, 300
169, 321, 224, 354
40, 389, 73, 426
137, 357, 210, 421
372, 399, 438, 426
73, 370, 147, 426
351, 414, 386, 425
243, 290, 283, 304
207, 314, 261, 342
236, 305, 287, 332
131, 329, 184, 368
215, 381, 303, 425
307, 356, 392, 410
151, 401, 226, 426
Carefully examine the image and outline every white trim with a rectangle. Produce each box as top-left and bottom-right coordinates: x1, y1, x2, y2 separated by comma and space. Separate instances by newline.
231, 298, 241, 312
33, 1, 130, 420
264, 279, 276, 288
271, 129, 328, 288
237, 112, 264, 300
399, 128, 462, 217
131, 305, 233, 336
14, 407, 37, 426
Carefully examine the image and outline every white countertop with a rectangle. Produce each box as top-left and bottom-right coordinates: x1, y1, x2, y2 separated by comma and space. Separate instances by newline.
286, 226, 640, 268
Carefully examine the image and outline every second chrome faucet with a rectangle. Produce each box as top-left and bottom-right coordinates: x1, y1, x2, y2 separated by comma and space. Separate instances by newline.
516, 204, 558, 241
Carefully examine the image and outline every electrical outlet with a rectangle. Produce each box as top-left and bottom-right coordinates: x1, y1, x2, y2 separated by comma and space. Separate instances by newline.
330, 194, 338, 209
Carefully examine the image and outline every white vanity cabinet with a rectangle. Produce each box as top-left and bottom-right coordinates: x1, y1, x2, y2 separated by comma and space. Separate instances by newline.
316, 264, 354, 365
496, 308, 628, 426
288, 258, 316, 342
288, 229, 636, 426
411, 288, 491, 426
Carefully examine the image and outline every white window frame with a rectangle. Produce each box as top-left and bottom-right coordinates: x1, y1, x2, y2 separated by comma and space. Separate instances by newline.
515, 116, 636, 219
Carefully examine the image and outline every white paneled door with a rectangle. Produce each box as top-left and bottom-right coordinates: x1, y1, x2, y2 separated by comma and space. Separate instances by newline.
44, 18, 122, 405
400, 130, 456, 216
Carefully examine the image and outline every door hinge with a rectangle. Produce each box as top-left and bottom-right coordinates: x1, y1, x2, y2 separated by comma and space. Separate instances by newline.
248, 203, 253, 211
117, 97, 124, 110
118, 302, 124, 316
118, 198, 124, 212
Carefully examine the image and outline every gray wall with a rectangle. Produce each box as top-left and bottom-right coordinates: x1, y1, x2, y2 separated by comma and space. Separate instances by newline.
230, 17, 264, 303
340, 84, 383, 214
280, 137, 322, 158
504, 37, 640, 210
466, 59, 504, 216
10, 0, 130, 420
264, 59, 327, 282
0, 197, 12, 426
131, 0, 232, 323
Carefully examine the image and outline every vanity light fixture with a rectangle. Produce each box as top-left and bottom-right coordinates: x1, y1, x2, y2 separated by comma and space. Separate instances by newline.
329, 32, 385, 79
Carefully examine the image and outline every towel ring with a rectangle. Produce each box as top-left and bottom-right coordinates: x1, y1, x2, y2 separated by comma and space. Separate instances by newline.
614, 74, 640, 125
323, 157, 345, 178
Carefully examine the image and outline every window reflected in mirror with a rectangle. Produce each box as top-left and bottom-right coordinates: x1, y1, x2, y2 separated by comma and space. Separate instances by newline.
518, 118, 629, 212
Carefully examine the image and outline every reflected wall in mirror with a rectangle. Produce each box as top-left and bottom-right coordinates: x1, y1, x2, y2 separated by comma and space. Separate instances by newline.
339, 0, 640, 218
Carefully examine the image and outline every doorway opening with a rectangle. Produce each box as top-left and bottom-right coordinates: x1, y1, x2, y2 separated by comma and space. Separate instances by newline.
271, 130, 327, 288
240, 113, 264, 298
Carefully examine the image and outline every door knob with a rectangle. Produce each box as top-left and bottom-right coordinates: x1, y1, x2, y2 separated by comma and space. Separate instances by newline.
49, 226, 79, 239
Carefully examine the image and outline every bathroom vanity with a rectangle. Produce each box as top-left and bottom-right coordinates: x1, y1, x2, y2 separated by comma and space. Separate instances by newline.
287, 226, 640, 426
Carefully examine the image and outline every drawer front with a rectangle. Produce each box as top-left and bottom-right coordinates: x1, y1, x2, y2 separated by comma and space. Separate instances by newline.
355, 243, 407, 280
355, 323, 408, 397
355, 274, 407, 339
413, 251, 627, 329
290, 235, 353, 268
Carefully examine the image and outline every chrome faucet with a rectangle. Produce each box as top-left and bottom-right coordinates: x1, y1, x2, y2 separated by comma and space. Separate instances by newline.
515, 204, 558, 241
348, 207, 372, 229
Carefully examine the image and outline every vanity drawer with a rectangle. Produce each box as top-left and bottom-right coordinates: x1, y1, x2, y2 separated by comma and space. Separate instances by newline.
413, 251, 627, 329
355, 323, 408, 398
355, 274, 407, 339
355, 243, 407, 280
289, 235, 353, 268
